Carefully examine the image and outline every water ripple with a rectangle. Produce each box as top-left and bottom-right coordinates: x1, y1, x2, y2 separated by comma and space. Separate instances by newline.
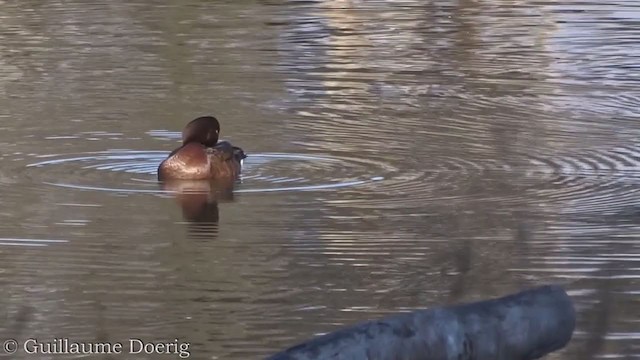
0, 237, 68, 247
25, 150, 392, 194
521, 144, 640, 215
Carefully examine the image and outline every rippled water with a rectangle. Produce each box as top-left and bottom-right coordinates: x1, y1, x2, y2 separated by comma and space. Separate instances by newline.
1, 0, 639, 359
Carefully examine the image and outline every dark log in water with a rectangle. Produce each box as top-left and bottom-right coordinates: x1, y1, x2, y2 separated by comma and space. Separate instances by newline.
266, 285, 575, 360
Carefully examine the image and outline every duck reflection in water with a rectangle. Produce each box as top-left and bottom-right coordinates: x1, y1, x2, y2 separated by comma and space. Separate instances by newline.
161, 179, 236, 238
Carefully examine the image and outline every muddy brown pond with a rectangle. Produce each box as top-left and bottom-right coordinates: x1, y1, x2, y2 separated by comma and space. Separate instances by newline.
0, 0, 638, 359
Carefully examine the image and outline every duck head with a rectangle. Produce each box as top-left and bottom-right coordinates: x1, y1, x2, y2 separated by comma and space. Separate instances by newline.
182, 115, 220, 147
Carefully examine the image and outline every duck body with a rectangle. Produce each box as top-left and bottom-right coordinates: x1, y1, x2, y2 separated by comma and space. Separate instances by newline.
158, 116, 246, 181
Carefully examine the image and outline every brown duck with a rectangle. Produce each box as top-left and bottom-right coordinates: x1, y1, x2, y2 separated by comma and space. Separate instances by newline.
158, 116, 246, 181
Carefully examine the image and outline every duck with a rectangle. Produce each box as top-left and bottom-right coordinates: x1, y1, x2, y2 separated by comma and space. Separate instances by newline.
157, 116, 246, 181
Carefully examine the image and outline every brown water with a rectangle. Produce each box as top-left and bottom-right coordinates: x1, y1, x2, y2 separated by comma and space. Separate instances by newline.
1, 0, 639, 359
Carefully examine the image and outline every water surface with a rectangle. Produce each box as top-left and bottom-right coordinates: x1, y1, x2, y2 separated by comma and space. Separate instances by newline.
1, 0, 639, 359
